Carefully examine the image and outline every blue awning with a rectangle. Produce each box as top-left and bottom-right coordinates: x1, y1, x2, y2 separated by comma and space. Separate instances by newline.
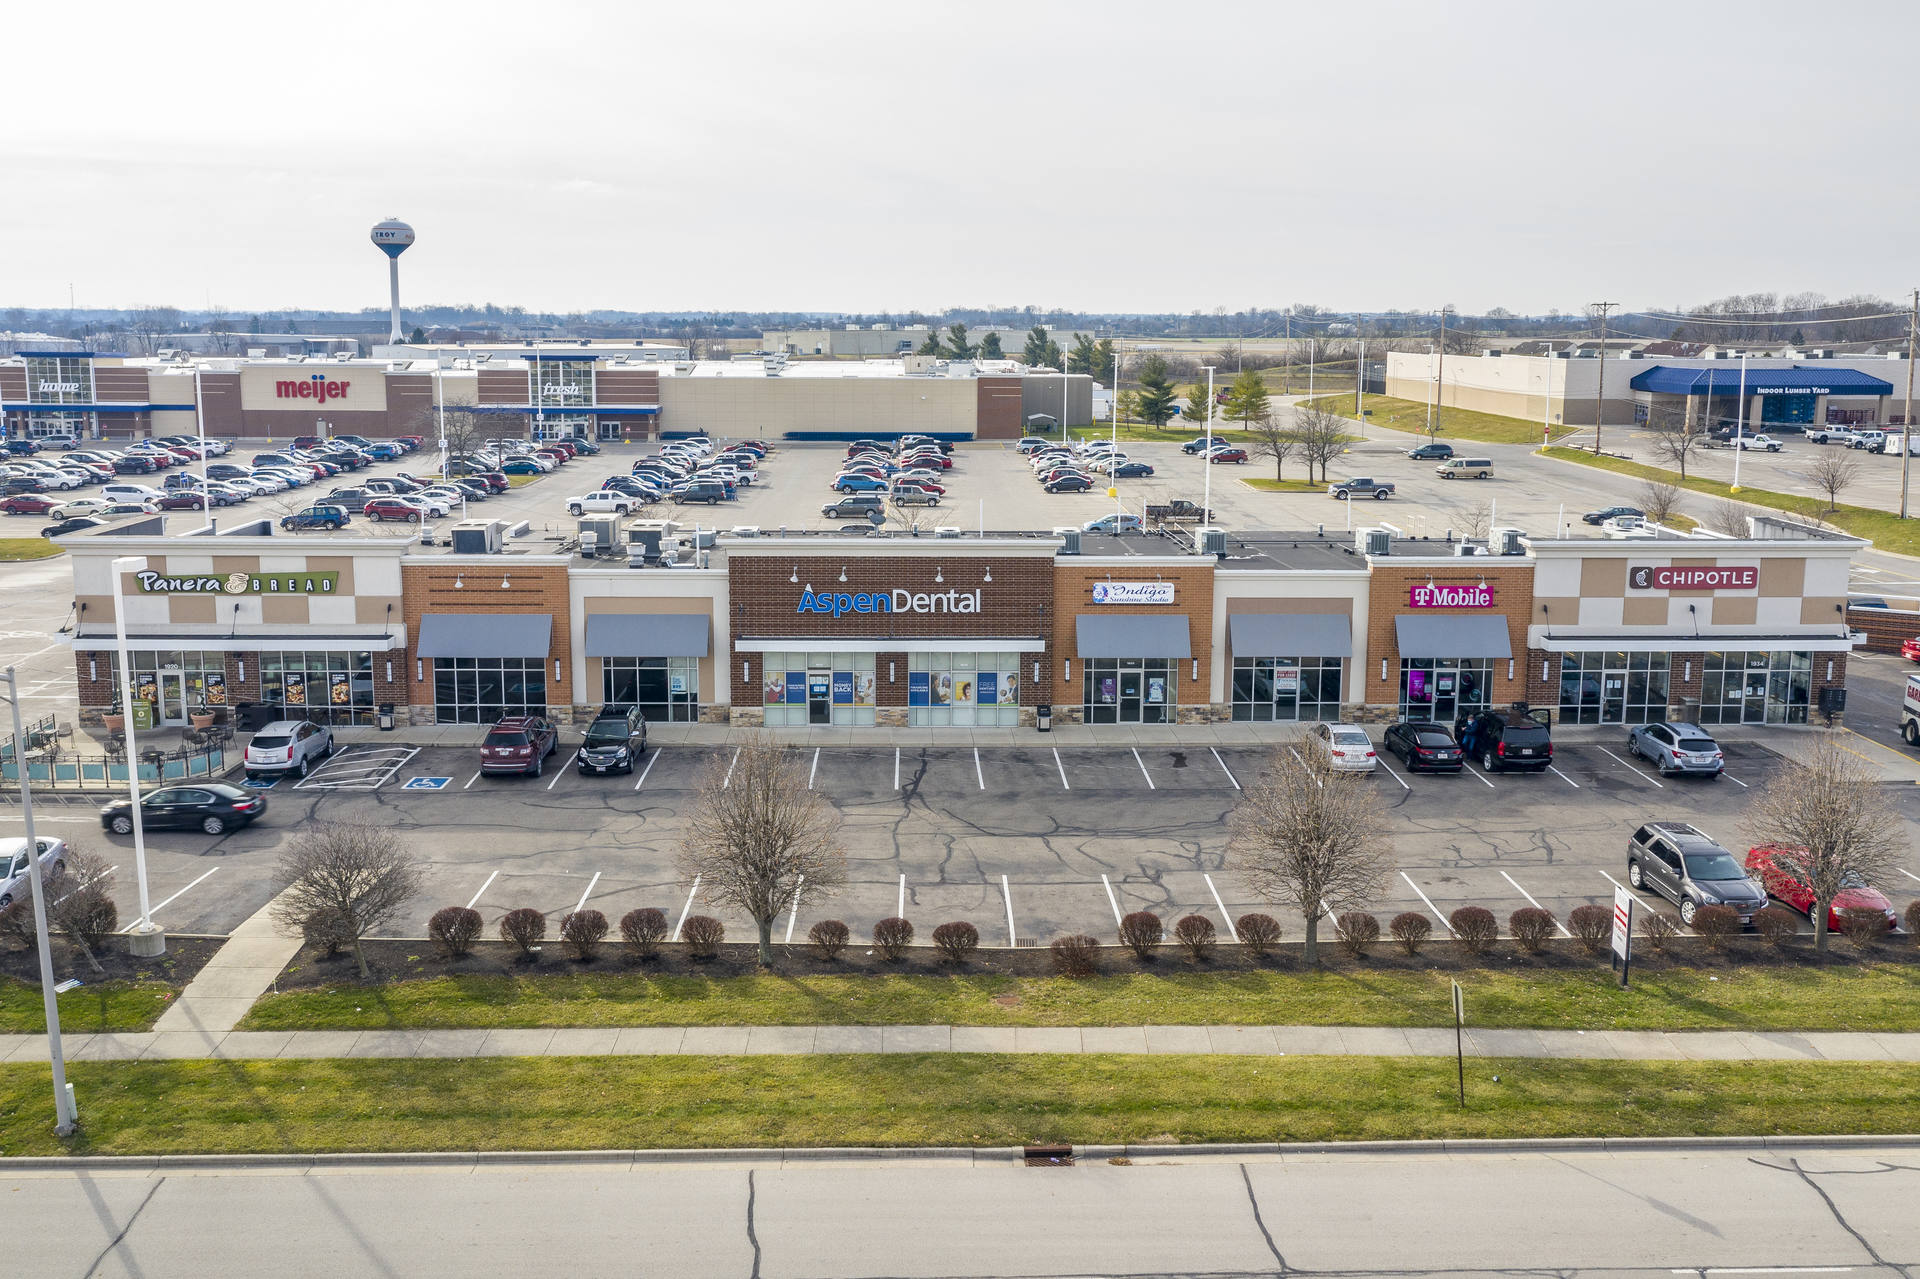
1629, 365, 1894, 397
2, 403, 195, 413
416, 613, 552, 658
1075, 614, 1191, 659
584, 613, 709, 657
1228, 613, 1352, 657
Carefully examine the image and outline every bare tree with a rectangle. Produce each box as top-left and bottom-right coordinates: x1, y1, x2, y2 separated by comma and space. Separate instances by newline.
1643, 402, 1710, 480
272, 822, 425, 978
1448, 501, 1493, 543
1290, 403, 1349, 484
1227, 737, 1393, 965
678, 735, 846, 964
1743, 739, 1906, 955
1245, 417, 1299, 481
47, 848, 118, 976
1705, 498, 1751, 538
127, 305, 183, 355
1804, 449, 1861, 513
1638, 481, 1684, 526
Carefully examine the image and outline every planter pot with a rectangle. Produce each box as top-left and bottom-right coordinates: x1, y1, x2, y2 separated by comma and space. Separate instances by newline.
190, 713, 215, 729
103, 714, 125, 733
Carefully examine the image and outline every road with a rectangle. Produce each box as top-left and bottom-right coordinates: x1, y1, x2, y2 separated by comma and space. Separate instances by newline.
11, 1143, 1919, 1277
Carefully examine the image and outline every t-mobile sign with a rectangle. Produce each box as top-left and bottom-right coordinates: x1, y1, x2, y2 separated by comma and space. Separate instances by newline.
1407, 582, 1494, 608
1629, 565, 1758, 591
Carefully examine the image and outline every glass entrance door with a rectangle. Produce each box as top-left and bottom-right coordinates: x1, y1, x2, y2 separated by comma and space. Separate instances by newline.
807, 671, 832, 725
158, 672, 188, 726
1118, 669, 1143, 721
597, 419, 623, 441
1743, 667, 1771, 723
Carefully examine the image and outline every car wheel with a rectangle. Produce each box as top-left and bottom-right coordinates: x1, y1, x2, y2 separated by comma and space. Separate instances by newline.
1374, 490, 1389, 500
111, 815, 133, 835
568, 505, 582, 515
1481, 748, 1495, 772
295, 756, 308, 778
1441, 471, 1453, 480
202, 815, 227, 836
531, 755, 543, 778
1905, 721, 1919, 745
1679, 897, 1696, 925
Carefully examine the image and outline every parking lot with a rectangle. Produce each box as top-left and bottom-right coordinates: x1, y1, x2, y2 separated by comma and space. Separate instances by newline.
17, 735, 1918, 947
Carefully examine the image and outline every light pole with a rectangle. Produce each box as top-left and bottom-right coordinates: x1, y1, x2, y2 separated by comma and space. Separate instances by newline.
1730, 356, 1748, 492
1590, 301, 1617, 452
1201, 364, 1216, 523
3, 667, 78, 1135
109, 555, 162, 956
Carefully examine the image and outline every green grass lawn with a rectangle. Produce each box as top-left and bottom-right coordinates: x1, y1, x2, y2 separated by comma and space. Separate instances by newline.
1538, 447, 1919, 554
0, 980, 177, 1034
3, 1055, 1917, 1155
1063, 423, 1248, 444
1241, 477, 1325, 493
1302, 393, 1581, 446
0, 538, 62, 561
237, 963, 1920, 1034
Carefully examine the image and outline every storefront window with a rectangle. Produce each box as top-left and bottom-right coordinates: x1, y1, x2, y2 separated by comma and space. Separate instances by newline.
1081, 657, 1176, 724
1231, 656, 1342, 722
532, 361, 593, 411
910, 652, 1021, 727
601, 656, 700, 722
25, 356, 92, 405
533, 413, 591, 441
262, 651, 377, 725
1760, 395, 1817, 425
1557, 651, 1669, 725
761, 652, 877, 727
26, 409, 91, 439
431, 657, 547, 724
1698, 650, 1811, 725
1398, 658, 1492, 724
108, 651, 230, 727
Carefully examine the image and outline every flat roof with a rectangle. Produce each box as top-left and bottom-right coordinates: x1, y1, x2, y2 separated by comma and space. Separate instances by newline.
1216, 531, 1371, 571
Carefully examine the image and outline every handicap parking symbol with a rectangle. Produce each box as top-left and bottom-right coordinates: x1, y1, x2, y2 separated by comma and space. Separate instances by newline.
241, 777, 278, 790
402, 776, 452, 791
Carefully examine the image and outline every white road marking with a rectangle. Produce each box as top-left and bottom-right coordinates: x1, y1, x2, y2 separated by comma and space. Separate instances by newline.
1205, 873, 1238, 941
1547, 764, 1580, 788
1722, 772, 1749, 788
808, 747, 820, 790
1500, 870, 1573, 937
894, 747, 900, 790
123, 867, 218, 930
547, 751, 580, 790
1670, 1269, 1855, 1275
632, 749, 660, 790
1132, 747, 1155, 789
1463, 761, 1495, 788
897, 873, 906, 918
573, 871, 600, 916
1288, 747, 1324, 788
1599, 745, 1664, 788
722, 747, 739, 788
1399, 871, 1455, 934
1001, 874, 1016, 948
1375, 756, 1410, 791
1209, 747, 1239, 790
1600, 868, 1662, 911
465, 870, 499, 911
671, 874, 701, 942
293, 745, 419, 791
463, 770, 482, 790
1899, 868, 1920, 885
973, 747, 984, 790
1053, 746, 1070, 790
1100, 873, 1123, 926
784, 875, 805, 943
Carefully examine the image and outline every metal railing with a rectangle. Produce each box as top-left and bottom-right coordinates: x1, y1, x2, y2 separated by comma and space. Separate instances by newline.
1, 742, 230, 791
0, 710, 57, 764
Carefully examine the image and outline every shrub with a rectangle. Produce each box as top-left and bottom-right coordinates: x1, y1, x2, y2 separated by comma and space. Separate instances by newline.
560, 908, 609, 961
1508, 907, 1555, 955
872, 916, 914, 960
808, 919, 850, 960
1335, 911, 1379, 958
619, 907, 668, 960
681, 915, 725, 958
1449, 906, 1497, 957
1755, 905, 1799, 948
930, 920, 979, 963
1907, 900, 1920, 944
428, 906, 483, 958
1118, 911, 1163, 960
0, 894, 39, 952
1173, 914, 1217, 961
1837, 907, 1890, 951
299, 905, 353, 958
57, 894, 119, 973
1567, 905, 1611, 956
1389, 912, 1431, 956
1641, 911, 1678, 954
1691, 904, 1740, 951
498, 907, 546, 957
1050, 933, 1098, 977
1236, 913, 1281, 957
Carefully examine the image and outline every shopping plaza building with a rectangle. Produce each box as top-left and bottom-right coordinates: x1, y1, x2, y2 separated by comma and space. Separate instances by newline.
55, 513, 1863, 733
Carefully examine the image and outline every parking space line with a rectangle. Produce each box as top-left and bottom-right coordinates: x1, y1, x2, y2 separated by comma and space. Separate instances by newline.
1899, 868, 1920, 886
1599, 868, 1661, 912
1599, 745, 1665, 788
463, 770, 482, 789
1547, 764, 1581, 788
671, 874, 702, 941
1375, 756, 1410, 791
723, 747, 740, 788
573, 871, 600, 916
294, 745, 419, 791
52, 865, 118, 909
1001, 874, 1016, 948
1463, 762, 1495, 788
785, 875, 805, 943
1722, 772, 1749, 788
547, 751, 580, 790
1053, 747, 1070, 790
894, 747, 900, 790
1100, 874, 1123, 926
632, 749, 660, 790
1209, 747, 1239, 790
808, 747, 820, 790
1399, 871, 1455, 934
973, 747, 985, 790
1132, 747, 1155, 789
1499, 870, 1573, 937
897, 873, 906, 918
1204, 873, 1239, 941
1288, 747, 1323, 788
465, 870, 499, 911
123, 867, 217, 930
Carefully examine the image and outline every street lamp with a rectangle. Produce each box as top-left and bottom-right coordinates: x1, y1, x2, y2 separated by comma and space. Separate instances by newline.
109, 555, 163, 956
1201, 364, 1216, 522
2, 666, 78, 1134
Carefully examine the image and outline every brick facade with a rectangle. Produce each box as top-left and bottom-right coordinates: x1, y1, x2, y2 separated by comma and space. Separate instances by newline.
1364, 560, 1536, 716
1053, 561, 1216, 721
402, 561, 575, 722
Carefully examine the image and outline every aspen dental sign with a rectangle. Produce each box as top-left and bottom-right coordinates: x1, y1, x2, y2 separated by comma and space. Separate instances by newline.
796, 588, 982, 618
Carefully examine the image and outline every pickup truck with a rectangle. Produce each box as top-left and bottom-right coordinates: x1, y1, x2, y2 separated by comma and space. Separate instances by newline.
1144, 499, 1214, 524
1805, 427, 1861, 446
566, 491, 638, 516
1328, 478, 1395, 501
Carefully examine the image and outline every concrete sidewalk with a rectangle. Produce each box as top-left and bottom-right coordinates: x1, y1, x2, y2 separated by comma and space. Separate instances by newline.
7, 1023, 1919, 1065
144, 886, 304, 1048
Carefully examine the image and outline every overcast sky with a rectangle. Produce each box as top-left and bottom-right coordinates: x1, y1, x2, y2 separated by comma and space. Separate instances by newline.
6, 0, 1914, 317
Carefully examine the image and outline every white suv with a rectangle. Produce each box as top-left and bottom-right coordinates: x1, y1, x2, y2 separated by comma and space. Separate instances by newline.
244, 720, 334, 779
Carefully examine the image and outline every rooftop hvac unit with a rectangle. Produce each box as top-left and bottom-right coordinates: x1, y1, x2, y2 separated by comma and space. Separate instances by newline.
729, 526, 760, 538
1357, 527, 1390, 557
576, 514, 622, 558
1494, 526, 1525, 556
1455, 542, 1482, 557
449, 519, 504, 555
935, 526, 962, 538
1061, 529, 1081, 555
1200, 527, 1227, 557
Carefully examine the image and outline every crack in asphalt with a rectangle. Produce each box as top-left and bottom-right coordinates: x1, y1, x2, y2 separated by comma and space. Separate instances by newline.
80, 1174, 165, 1279
1748, 1155, 1914, 1278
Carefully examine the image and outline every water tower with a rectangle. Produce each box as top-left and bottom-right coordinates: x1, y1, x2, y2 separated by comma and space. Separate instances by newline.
369, 218, 415, 343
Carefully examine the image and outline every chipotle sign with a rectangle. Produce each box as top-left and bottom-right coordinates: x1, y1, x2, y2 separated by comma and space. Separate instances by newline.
1629, 565, 1757, 592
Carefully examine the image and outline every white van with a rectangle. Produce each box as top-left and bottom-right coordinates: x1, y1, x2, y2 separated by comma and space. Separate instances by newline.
1435, 457, 1494, 479
1903, 673, 1920, 744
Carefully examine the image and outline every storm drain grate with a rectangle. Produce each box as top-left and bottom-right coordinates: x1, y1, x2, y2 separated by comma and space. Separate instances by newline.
1023, 1143, 1074, 1167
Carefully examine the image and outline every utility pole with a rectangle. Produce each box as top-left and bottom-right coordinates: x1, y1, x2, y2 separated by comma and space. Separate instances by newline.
1590, 301, 1617, 452
1903, 289, 1917, 519
1434, 307, 1451, 438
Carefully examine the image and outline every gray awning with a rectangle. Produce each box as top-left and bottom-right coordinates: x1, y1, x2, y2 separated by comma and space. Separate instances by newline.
584, 613, 710, 658
416, 613, 552, 659
1228, 613, 1352, 658
1394, 614, 1512, 660
1075, 614, 1192, 659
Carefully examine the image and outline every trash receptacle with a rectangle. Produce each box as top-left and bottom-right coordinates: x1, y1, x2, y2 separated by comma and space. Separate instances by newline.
1036, 703, 1052, 733
377, 703, 395, 731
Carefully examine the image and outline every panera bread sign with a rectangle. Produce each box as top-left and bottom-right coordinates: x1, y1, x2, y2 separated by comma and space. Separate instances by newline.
1629, 565, 1758, 592
135, 570, 339, 595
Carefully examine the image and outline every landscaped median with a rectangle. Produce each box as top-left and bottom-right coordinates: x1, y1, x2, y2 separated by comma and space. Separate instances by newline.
0, 538, 62, 562
1301, 393, 1579, 446
4, 1055, 1920, 1157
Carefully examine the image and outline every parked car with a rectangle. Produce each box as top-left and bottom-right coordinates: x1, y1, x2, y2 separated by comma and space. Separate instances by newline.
1582, 505, 1644, 525
1082, 514, 1143, 535
1626, 821, 1766, 926
157, 492, 211, 510
100, 782, 267, 836
1406, 443, 1455, 460
1328, 477, 1395, 500
1382, 721, 1464, 772
1456, 709, 1553, 772
1180, 437, 1218, 454
1735, 433, 1781, 452
670, 481, 727, 505
243, 720, 335, 779
40, 516, 107, 538
568, 491, 638, 516
1902, 637, 1920, 663
577, 705, 648, 775
364, 497, 428, 522
1111, 461, 1155, 478
1744, 846, 1901, 933
1625, 722, 1724, 777
500, 458, 548, 475
1, 493, 59, 515
889, 484, 941, 506
480, 716, 559, 777
822, 495, 885, 519
3, 438, 43, 455
1207, 447, 1249, 464
833, 474, 890, 493
0, 837, 67, 909
280, 504, 353, 531
1436, 457, 1495, 479
48, 497, 113, 519
1311, 723, 1377, 772
1044, 473, 1093, 493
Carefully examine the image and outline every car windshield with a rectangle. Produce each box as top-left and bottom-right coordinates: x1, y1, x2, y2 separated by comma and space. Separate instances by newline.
1415, 731, 1454, 747
485, 732, 529, 747
1331, 730, 1369, 746
584, 722, 629, 745
1503, 726, 1550, 745
250, 735, 290, 748
1675, 738, 1715, 752
1685, 853, 1746, 881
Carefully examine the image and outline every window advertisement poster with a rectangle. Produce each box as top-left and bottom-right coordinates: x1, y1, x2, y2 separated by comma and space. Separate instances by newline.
1406, 669, 1430, 702
831, 672, 854, 705
999, 674, 1019, 705
135, 673, 158, 704
1436, 672, 1456, 695
329, 672, 352, 706
763, 673, 786, 704
933, 673, 953, 706
1275, 666, 1299, 693
204, 672, 228, 706
1146, 676, 1166, 705
956, 676, 974, 705
908, 672, 931, 706
1099, 676, 1117, 705
977, 672, 997, 706
284, 672, 308, 706
786, 671, 807, 704
670, 673, 686, 695
854, 672, 875, 705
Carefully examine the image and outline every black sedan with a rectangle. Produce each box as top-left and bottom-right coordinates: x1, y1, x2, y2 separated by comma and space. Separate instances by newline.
40, 516, 107, 538
101, 782, 266, 836
1382, 721, 1465, 772
1044, 473, 1094, 493
1583, 505, 1644, 525
1111, 461, 1156, 478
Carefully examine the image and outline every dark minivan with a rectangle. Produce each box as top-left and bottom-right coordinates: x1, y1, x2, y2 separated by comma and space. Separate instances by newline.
1455, 708, 1553, 773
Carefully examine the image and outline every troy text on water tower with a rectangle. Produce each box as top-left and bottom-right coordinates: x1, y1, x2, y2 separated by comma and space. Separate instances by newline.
369, 218, 415, 344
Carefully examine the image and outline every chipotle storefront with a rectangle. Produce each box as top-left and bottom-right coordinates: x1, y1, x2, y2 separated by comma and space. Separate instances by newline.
725, 538, 1057, 728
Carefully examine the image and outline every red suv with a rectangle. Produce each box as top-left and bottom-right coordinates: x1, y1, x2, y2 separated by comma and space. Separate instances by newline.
480, 716, 559, 777
2, 493, 59, 515
1745, 846, 1901, 933
1902, 637, 1920, 663
363, 498, 425, 522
